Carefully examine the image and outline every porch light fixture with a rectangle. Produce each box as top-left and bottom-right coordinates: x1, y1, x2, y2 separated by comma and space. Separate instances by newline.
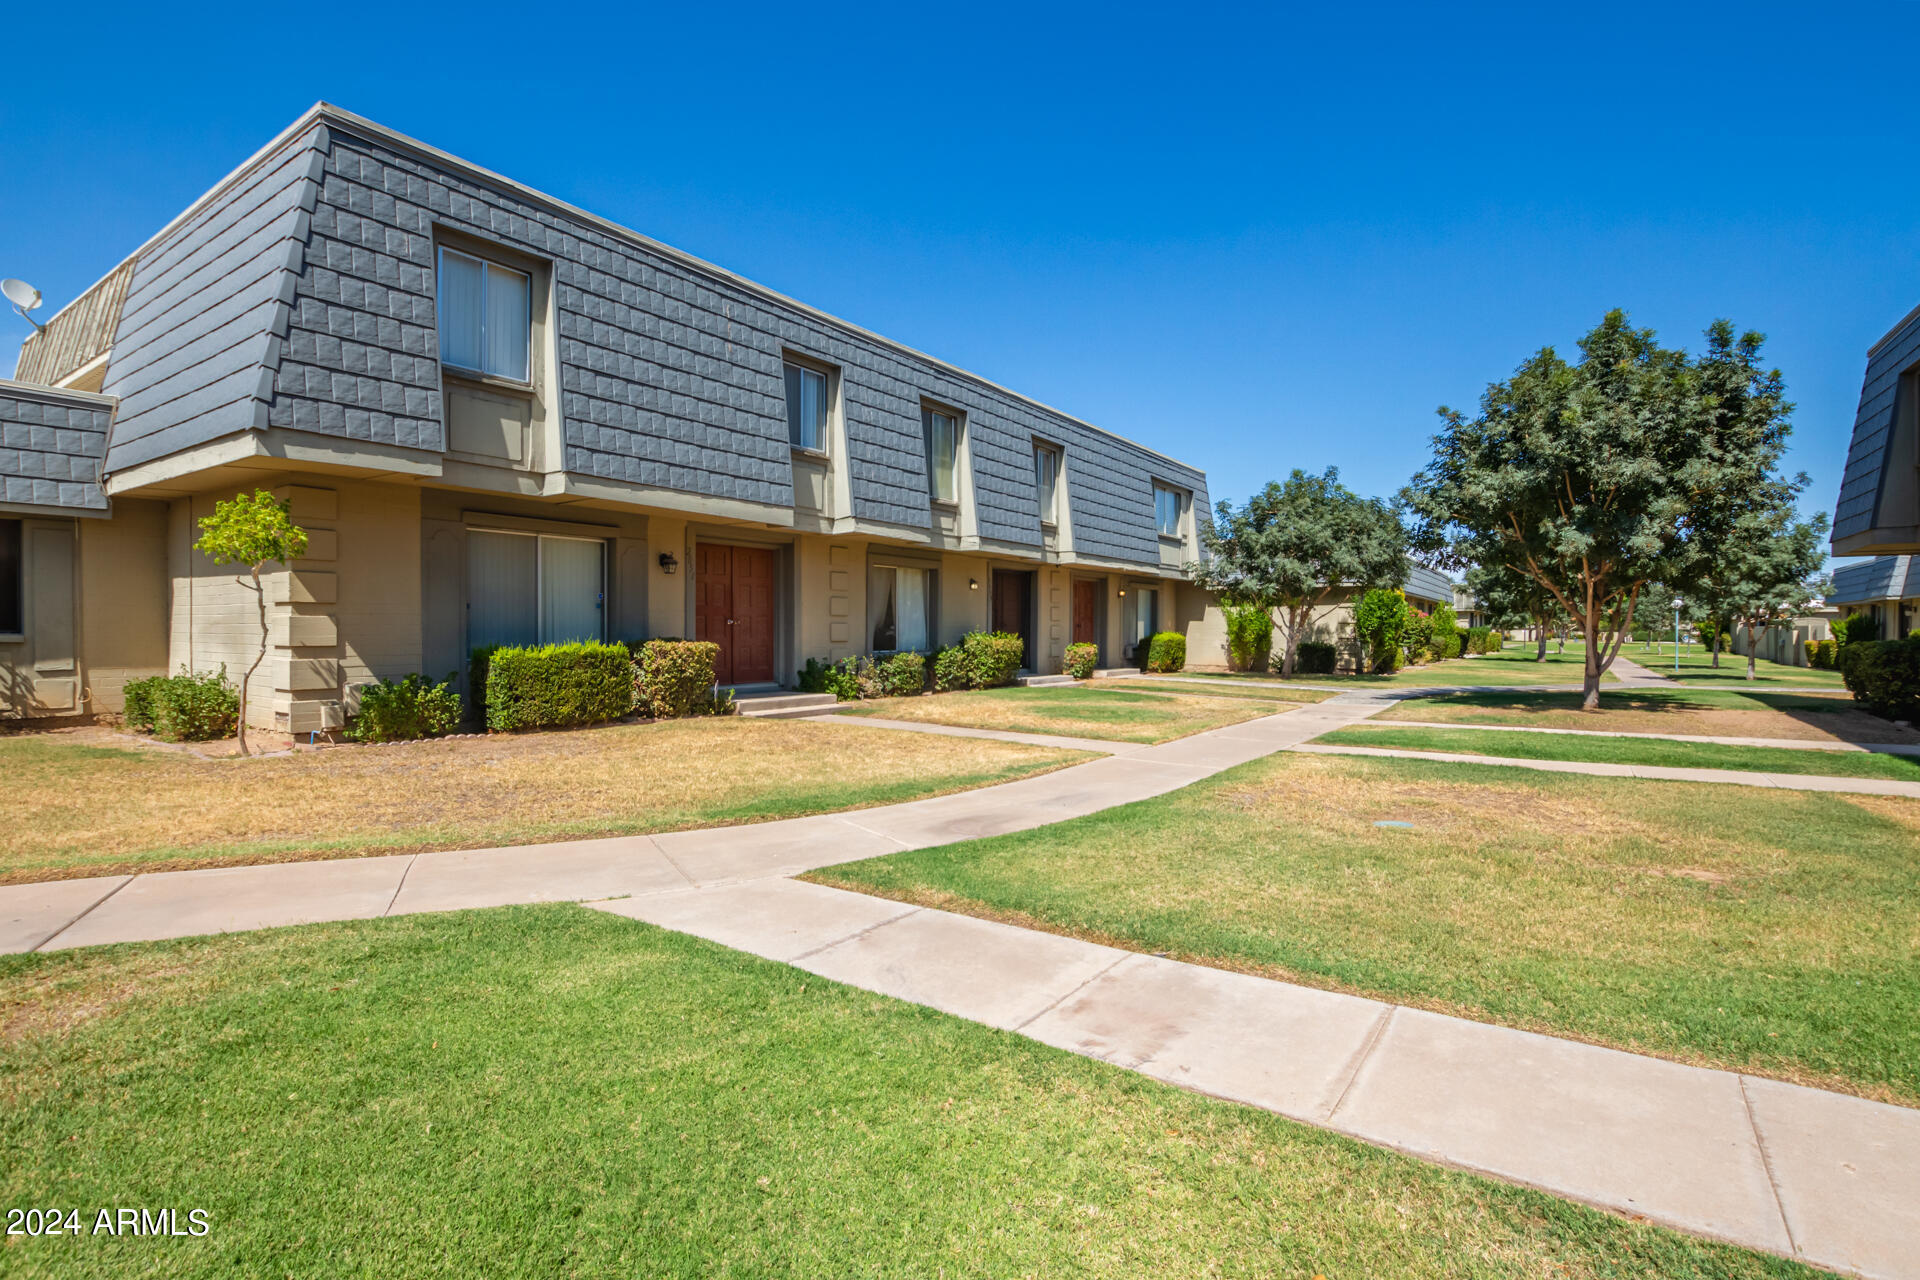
1118, 588, 1127, 598
658, 552, 679, 575
969, 578, 978, 590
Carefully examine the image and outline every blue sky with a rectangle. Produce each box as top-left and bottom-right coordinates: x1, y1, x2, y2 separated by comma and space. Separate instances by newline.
4, 2, 1915, 558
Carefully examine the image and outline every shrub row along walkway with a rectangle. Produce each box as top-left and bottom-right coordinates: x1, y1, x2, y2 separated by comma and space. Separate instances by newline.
6, 690, 1915, 1277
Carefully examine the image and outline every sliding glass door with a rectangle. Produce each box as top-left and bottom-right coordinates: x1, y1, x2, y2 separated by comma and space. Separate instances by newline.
468, 530, 605, 651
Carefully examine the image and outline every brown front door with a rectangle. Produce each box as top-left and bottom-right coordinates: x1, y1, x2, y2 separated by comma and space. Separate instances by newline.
694, 544, 778, 685
1072, 580, 1098, 646
991, 569, 1034, 668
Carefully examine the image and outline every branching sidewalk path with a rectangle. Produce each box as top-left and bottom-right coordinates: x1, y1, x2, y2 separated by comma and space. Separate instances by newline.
6, 687, 1917, 1277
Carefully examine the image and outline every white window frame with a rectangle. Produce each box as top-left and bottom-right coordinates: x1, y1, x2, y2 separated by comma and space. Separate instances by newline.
468, 528, 607, 648
925, 407, 961, 505
1034, 443, 1061, 527
784, 361, 831, 453
437, 246, 533, 384
1154, 483, 1186, 539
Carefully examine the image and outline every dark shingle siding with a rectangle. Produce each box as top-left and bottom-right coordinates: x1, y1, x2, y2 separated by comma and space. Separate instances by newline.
1834, 313, 1920, 541
102, 131, 324, 470
0, 384, 111, 511
1405, 564, 1456, 603
1829, 555, 1911, 604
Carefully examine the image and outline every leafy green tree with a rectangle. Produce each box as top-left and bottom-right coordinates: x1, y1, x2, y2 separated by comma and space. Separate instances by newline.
1690, 482, 1831, 681
1353, 588, 1410, 673
194, 490, 309, 755
1194, 468, 1407, 676
1406, 312, 1792, 709
1468, 563, 1562, 661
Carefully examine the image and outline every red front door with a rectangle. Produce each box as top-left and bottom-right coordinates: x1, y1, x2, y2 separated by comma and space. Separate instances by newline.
1072, 580, 1098, 646
694, 544, 777, 685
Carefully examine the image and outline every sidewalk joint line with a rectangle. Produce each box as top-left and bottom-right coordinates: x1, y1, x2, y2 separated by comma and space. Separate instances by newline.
30, 874, 137, 952
651, 837, 700, 888
1326, 1005, 1396, 1121
1739, 1075, 1801, 1260
1011, 951, 1133, 1032
381, 854, 421, 917
788, 903, 925, 963
831, 814, 914, 850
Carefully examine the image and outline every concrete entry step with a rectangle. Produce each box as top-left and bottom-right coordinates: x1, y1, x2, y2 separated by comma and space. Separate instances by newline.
1015, 674, 1077, 687
734, 691, 842, 718
1091, 667, 1142, 678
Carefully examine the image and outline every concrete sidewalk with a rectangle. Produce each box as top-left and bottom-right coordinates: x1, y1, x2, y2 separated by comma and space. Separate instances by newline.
1357, 718, 1920, 754
4, 695, 1391, 953
591, 876, 1920, 1280
1295, 741, 1920, 797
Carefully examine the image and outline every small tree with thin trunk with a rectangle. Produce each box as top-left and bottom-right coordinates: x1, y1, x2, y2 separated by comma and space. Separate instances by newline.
1469, 563, 1561, 661
1193, 468, 1407, 677
1405, 312, 1792, 710
1692, 483, 1829, 681
195, 490, 308, 755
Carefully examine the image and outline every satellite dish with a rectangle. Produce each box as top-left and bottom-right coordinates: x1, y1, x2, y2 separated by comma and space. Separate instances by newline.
2, 278, 45, 333
1, 279, 41, 311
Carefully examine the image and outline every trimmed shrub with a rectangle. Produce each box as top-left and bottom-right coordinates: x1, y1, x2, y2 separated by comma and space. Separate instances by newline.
796, 657, 832, 695
347, 673, 462, 743
122, 667, 240, 742
1355, 588, 1409, 672
1437, 627, 1463, 659
1804, 640, 1822, 669
1465, 626, 1494, 655
486, 642, 634, 731
468, 646, 499, 720
1817, 639, 1838, 669
932, 646, 972, 692
1402, 611, 1433, 664
634, 640, 721, 719
1221, 601, 1274, 671
1296, 641, 1337, 675
1840, 636, 1920, 721
966, 631, 1027, 688
1064, 642, 1099, 680
1836, 614, 1878, 646
1144, 631, 1187, 673
877, 651, 927, 697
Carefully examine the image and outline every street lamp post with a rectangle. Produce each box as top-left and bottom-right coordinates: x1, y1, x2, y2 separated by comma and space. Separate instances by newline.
1671, 596, 1684, 674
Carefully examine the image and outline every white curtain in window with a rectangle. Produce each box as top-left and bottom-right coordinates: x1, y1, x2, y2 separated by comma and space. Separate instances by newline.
895, 568, 928, 652
468, 530, 538, 651
486, 265, 531, 381
540, 537, 603, 643
870, 567, 898, 650
439, 251, 484, 372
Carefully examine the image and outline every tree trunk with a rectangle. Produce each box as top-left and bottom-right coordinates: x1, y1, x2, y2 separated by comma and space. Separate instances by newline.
1745, 624, 1757, 681
1582, 611, 1602, 710
239, 566, 266, 756
1711, 626, 1721, 668
1535, 628, 1547, 661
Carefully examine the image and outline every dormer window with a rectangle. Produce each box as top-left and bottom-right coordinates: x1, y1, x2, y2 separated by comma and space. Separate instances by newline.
437, 247, 531, 383
1034, 444, 1061, 526
784, 361, 829, 452
925, 407, 960, 504
1154, 482, 1186, 538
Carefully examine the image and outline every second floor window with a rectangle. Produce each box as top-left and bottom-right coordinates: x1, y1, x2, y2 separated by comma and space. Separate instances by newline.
925, 409, 959, 503
785, 363, 828, 451
438, 247, 531, 382
1154, 483, 1184, 538
1034, 445, 1060, 525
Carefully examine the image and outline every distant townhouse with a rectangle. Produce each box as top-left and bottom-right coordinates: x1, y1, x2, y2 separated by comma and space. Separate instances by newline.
1828, 556, 1916, 641
1, 104, 1210, 728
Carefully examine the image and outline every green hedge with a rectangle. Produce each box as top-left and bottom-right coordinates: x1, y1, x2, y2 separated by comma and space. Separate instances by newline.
1839, 637, 1920, 722
1296, 641, 1337, 675
1465, 626, 1494, 655
1221, 601, 1273, 671
933, 631, 1025, 691
122, 667, 240, 742
485, 642, 635, 731
1144, 631, 1186, 673
1804, 640, 1825, 670
633, 640, 721, 718
347, 673, 462, 743
1064, 642, 1099, 680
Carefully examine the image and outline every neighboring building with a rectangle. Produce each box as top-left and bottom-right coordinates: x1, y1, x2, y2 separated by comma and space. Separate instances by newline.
1828, 556, 1917, 641
1834, 306, 1920, 556
3, 103, 1209, 728
1183, 564, 1462, 671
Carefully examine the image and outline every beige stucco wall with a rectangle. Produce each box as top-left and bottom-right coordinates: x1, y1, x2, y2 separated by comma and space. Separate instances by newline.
79, 499, 169, 711
1183, 592, 1364, 672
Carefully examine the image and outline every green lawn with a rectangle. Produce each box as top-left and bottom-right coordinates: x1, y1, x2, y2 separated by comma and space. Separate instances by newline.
1173, 645, 1606, 688
1317, 724, 1920, 781
0, 907, 1811, 1278
813, 752, 1920, 1105
0, 720, 1085, 884
839, 684, 1292, 743
1378, 686, 1910, 744
1104, 679, 1334, 703
1622, 643, 1843, 687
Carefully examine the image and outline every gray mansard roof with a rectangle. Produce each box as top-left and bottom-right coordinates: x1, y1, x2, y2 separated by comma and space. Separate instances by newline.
1404, 564, 1456, 606
17, 103, 1208, 567
1833, 305, 1920, 555
1829, 555, 1917, 605
0, 380, 111, 515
